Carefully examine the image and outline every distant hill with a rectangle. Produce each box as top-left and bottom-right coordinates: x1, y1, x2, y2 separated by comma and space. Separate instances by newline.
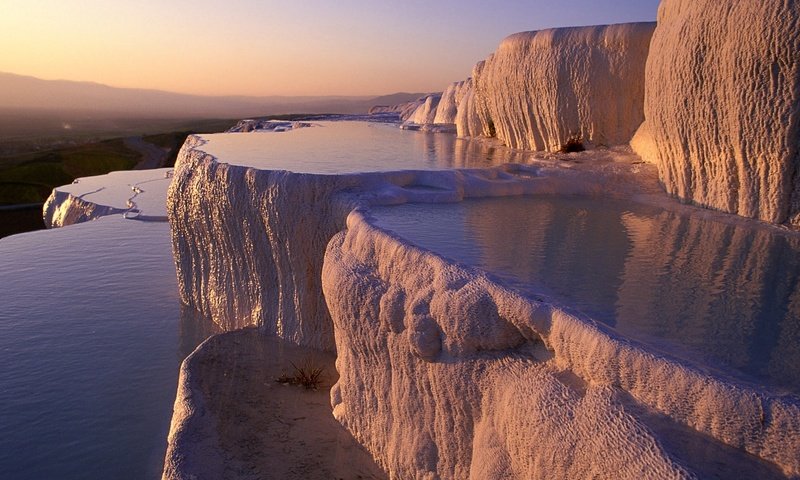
0, 72, 426, 119
367, 92, 427, 107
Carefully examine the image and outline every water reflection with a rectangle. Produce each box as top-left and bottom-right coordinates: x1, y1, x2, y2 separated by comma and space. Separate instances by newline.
0, 217, 220, 479
616, 209, 800, 391
199, 121, 542, 174
371, 196, 800, 393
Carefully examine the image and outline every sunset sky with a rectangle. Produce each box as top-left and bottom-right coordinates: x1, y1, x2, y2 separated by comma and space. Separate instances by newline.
1, 0, 661, 97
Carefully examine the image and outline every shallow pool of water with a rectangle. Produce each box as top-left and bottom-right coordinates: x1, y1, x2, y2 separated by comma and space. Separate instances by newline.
199, 121, 540, 173
0, 217, 208, 479
371, 195, 800, 394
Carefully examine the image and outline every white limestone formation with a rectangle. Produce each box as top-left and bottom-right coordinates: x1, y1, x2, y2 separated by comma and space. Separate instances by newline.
168, 134, 588, 350
162, 335, 225, 480
168, 126, 800, 477
322, 209, 800, 478
432, 80, 470, 125
402, 93, 442, 128
43, 168, 173, 227
457, 23, 655, 151
168, 136, 355, 348
369, 96, 433, 122
226, 119, 311, 133
369, 103, 416, 121
632, 0, 800, 225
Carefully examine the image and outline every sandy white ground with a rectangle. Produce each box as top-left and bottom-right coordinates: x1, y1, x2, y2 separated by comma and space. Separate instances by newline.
162, 329, 386, 480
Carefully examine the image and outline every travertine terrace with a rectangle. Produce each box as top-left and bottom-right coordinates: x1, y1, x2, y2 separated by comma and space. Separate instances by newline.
632, 0, 800, 225
156, 2, 800, 478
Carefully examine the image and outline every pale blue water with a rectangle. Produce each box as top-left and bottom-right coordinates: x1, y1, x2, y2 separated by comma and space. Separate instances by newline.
0, 217, 203, 479
371, 195, 800, 394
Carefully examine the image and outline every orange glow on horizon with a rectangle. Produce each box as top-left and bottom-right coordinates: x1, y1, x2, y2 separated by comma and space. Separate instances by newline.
0, 0, 660, 97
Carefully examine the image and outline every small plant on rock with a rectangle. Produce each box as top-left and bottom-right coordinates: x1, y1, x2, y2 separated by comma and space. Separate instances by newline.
276, 359, 325, 390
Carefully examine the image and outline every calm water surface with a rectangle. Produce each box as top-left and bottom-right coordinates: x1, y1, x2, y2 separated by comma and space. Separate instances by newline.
199, 121, 540, 173
0, 217, 202, 479
372, 196, 800, 394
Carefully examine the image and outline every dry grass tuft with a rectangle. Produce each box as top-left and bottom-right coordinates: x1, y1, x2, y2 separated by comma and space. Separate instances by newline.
276, 359, 326, 390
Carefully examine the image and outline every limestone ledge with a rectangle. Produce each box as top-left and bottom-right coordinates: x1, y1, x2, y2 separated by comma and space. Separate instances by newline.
168, 135, 648, 351
323, 209, 800, 478
43, 189, 127, 228
168, 134, 799, 478
43, 168, 174, 228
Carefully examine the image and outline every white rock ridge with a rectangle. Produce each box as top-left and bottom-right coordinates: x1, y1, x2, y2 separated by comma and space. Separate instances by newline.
632, 0, 800, 226
368, 102, 418, 121
455, 23, 655, 151
402, 93, 443, 128
433, 80, 470, 125
323, 209, 800, 479
369, 94, 439, 123
168, 134, 576, 350
168, 130, 799, 477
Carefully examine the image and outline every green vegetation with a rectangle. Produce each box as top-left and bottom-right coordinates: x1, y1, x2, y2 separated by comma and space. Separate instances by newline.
0, 118, 237, 206
0, 138, 139, 205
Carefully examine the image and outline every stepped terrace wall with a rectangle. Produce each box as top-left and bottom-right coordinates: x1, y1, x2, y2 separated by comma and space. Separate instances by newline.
632, 0, 800, 225
455, 23, 655, 151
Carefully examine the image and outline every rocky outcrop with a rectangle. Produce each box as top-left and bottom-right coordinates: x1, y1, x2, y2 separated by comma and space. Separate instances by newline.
226, 119, 311, 133
632, 0, 800, 225
455, 77, 485, 139
402, 93, 443, 128
167, 134, 577, 350
369, 95, 437, 123
44, 168, 173, 227
457, 23, 655, 151
322, 210, 800, 478
43, 189, 126, 228
167, 136, 358, 349
432, 80, 470, 125
168, 124, 800, 477
368, 103, 418, 121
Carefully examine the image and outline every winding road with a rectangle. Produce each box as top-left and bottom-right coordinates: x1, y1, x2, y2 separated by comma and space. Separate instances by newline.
124, 136, 169, 170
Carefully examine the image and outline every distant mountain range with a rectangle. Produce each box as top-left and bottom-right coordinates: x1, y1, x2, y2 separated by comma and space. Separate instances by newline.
0, 72, 425, 118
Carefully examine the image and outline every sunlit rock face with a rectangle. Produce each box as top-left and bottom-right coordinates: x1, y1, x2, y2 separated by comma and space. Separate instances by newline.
404, 93, 443, 127
167, 133, 559, 350
323, 213, 688, 479
432, 80, 470, 125
369, 98, 428, 122
455, 76, 485, 139
43, 190, 126, 228
323, 211, 800, 478
457, 23, 655, 151
633, 0, 800, 225
167, 137, 357, 349
169, 123, 800, 477
324, 211, 800, 478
